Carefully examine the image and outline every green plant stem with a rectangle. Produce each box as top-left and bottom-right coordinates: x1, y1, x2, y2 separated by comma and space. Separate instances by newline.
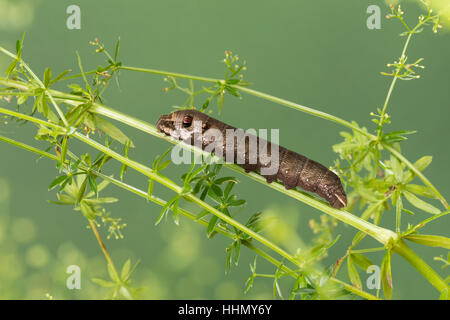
89, 219, 121, 281
231, 85, 375, 139
119, 65, 375, 139
377, 33, 412, 137
0, 133, 379, 300
119, 65, 219, 83
393, 240, 449, 294
351, 247, 385, 254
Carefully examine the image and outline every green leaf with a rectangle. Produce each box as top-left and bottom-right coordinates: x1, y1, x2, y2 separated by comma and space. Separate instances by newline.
17, 94, 28, 105
83, 197, 118, 204
60, 136, 68, 164
390, 154, 403, 182
394, 190, 402, 233
93, 115, 134, 147
217, 91, 224, 114
351, 253, 374, 271
403, 190, 441, 215
77, 177, 88, 203
440, 288, 449, 300
405, 184, 437, 199
201, 97, 211, 111
225, 85, 240, 97
381, 250, 393, 300
207, 215, 219, 237
207, 187, 222, 203
233, 240, 241, 266
80, 201, 96, 220
147, 179, 154, 198
86, 178, 111, 198
121, 259, 131, 281
107, 263, 120, 283
114, 37, 121, 62
214, 176, 238, 185
404, 156, 432, 183
16, 32, 25, 56
119, 286, 133, 300
405, 234, 450, 250
171, 197, 180, 226
195, 209, 210, 221
43, 68, 52, 88
5, 59, 18, 77
76, 51, 92, 96
226, 79, 240, 85
225, 244, 233, 273
228, 199, 246, 207
56, 193, 75, 204
155, 199, 172, 226
158, 160, 171, 171
68, 83, 84, 93
48, 175, 68, 191
244, 275, 254, 294
92, 278, 116, 288
210, 184, 223, 198
120, 140, 131, 181
347, 255, 362, 289
223, 181, 235, 198
49, 69, 71, 86
66, 103, 92, 126
88, 175, 98, 196
382, 130, 416, 143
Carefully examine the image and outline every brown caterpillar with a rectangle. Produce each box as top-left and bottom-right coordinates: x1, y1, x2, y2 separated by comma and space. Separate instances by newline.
156, 110, 347, 208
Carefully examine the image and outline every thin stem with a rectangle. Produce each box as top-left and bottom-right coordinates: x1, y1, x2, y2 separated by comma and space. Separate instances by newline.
377, 33, 413, 137
231, 85, 376, 139
119, 65, 219, 83
393, 240, 449, 294
351, 247, 386, 254
89, 219, 121, 281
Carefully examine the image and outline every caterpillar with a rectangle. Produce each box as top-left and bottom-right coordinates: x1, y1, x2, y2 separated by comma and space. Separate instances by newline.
156, 109, 347, 208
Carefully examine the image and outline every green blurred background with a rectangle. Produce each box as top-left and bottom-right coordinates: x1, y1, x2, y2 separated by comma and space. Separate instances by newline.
0, 0, 448, 299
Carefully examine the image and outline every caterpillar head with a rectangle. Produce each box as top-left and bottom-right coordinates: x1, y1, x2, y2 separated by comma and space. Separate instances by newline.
156, 110, 209, 141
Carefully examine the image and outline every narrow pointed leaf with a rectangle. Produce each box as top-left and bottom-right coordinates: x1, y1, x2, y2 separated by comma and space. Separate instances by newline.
405, 234, 450, 250
403, 191, 441, 215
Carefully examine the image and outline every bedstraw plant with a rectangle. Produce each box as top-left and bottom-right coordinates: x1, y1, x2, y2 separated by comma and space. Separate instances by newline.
0, 1, 448, 299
